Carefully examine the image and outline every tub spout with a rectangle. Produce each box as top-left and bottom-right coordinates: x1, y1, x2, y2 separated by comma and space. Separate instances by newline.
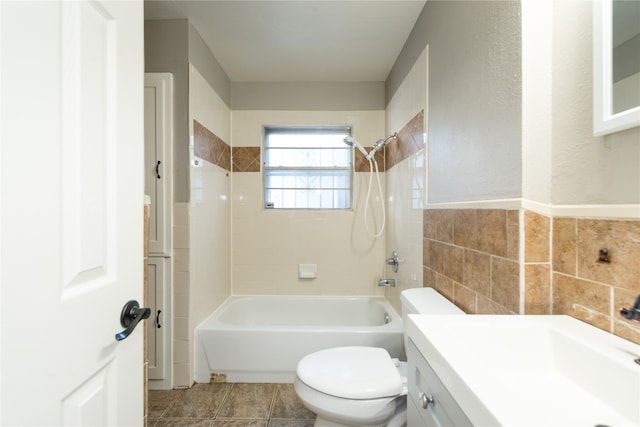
378, 279, 396, 287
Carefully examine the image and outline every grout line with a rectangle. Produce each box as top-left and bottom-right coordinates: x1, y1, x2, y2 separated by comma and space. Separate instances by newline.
158, 389, 185, 419
267, 383, 279, 420
212, 382, 234, 420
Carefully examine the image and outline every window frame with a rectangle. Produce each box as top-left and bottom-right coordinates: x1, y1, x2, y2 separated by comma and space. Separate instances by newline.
263, 125, 353, 210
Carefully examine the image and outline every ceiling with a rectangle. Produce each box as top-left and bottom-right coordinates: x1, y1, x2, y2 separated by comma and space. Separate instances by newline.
144, 0, 426, 83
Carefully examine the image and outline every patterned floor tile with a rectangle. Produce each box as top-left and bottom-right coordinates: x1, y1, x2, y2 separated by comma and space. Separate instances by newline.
164, 383, 232, 418
216, 383, 277, 419
270, 385, 315, 420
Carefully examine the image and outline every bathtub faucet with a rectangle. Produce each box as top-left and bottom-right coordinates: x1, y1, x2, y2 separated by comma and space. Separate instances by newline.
378, 279, 396, 287
386, 251, 399, 273
620, 294, 640, 322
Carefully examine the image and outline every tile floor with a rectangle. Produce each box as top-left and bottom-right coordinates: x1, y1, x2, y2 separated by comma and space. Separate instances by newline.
149, 383, 316, 427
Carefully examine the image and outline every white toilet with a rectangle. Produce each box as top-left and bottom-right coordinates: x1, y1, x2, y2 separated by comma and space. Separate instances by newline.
294, 288, 465, 427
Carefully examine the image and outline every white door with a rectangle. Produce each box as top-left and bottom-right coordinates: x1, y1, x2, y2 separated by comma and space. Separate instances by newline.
1, 1, 144, 425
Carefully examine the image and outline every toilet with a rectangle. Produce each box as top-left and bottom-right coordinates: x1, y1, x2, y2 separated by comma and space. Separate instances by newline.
294, 288, 465, 427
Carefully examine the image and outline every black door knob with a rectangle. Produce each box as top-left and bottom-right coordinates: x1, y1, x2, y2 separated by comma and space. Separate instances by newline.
115, 300, 151, 341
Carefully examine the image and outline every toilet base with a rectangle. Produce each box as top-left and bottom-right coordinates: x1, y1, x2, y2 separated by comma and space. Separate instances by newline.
313, 399, 407, 427
314, 417, 354, 427
310, 397, 406, 427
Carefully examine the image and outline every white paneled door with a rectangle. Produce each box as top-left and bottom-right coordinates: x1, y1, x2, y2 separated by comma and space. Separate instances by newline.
1, 1, 144, 425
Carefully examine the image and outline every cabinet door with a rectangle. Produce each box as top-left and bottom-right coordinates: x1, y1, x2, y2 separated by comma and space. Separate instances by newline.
407, 339, 473, 427
147, 256, 169, 381
144, 73, 172, 255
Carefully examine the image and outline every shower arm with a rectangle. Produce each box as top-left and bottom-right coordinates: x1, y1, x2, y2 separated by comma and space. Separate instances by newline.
364, 133, 396, 160
371, 132, 397, 153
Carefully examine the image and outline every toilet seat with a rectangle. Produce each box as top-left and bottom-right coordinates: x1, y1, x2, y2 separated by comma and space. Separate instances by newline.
296, 346, 403, 399
294, 376, 401, 426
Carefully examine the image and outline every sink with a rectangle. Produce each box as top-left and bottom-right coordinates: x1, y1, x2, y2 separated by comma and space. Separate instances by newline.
407, 315, 640, 426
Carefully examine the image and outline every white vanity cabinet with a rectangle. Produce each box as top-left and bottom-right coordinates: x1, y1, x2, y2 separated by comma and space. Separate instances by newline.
407, 339, 472, 427
406, 314, 640, 426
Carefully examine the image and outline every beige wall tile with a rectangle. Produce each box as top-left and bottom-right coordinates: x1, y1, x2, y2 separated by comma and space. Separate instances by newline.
491, 257, 520, 312
422, 238, 431, 268
524, 211, 550, 262
423, 210, 436, 239
430, 241, 464, 284
570, 305, 611, 333
174, 271, 190, 294
553, 217, 577, 275
434, 210, 454, 244
173, 362, 190, 388
435, 273, 455, 302
476, 294, 514, 314
476, 210, 508, 257
463, 249, 491, 296
524, 264, 551, 314
577, 219, 640, 291
453, 283, 476, 313
173, 248, 190, 272
173, 317, 189, 341
423, 209, 638, 345
552, 273, 610, 318
173, 225, 190, 249
231, 110, 385, 297
423, 267, 437, 288
453, 209, 477, 249
506, 210, 520, 261
613, 320, 640, 345
173, 202, 190, 226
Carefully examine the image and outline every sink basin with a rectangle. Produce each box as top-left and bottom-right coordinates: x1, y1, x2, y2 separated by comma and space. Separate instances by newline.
407, 315, 640, 426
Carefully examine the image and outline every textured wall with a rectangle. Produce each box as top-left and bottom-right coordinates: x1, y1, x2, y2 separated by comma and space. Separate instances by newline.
551, 0, 640, 205
387, 1, 522, 203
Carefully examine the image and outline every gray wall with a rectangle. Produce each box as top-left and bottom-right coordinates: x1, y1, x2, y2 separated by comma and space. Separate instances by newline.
188, 24, 231, 106
551, 0, 640, 205
145, 19, 190, 203
145, 20, 232, 203
387, 1, 523, 203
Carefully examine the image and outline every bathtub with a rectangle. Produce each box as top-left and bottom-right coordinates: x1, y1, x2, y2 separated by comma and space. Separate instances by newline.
195, 295, 404, 383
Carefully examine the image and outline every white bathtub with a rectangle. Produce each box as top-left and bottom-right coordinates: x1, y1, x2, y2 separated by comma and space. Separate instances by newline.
195, 295, 404, 383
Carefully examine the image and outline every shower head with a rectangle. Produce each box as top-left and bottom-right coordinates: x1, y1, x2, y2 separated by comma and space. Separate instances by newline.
343, 136, 369, 157
372, 132, 397, 153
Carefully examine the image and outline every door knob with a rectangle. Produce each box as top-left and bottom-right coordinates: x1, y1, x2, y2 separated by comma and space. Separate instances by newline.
115, 300, 151, 341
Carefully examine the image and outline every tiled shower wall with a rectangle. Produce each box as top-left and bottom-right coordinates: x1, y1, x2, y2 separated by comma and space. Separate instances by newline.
173, 202, 191, 387
423, 209, 640, 345
230, 110, 386, 297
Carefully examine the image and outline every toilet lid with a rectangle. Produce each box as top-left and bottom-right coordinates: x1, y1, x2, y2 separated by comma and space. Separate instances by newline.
296, 347, 402, 399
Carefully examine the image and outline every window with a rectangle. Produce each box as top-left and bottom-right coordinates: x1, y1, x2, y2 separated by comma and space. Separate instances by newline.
264, 126, 352, 209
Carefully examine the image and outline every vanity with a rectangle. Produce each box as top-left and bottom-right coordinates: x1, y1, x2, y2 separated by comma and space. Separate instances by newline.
406, 315, 640, 426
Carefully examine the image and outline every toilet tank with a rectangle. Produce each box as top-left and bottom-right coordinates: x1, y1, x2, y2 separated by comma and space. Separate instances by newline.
400, 287, 464, 325
399, 288, 465, 360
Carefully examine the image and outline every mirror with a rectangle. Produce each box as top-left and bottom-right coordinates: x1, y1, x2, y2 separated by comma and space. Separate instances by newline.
593, 0, 640, 136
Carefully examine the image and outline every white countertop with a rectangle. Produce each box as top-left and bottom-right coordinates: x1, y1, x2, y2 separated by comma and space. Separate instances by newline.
407, 314, 640, 427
